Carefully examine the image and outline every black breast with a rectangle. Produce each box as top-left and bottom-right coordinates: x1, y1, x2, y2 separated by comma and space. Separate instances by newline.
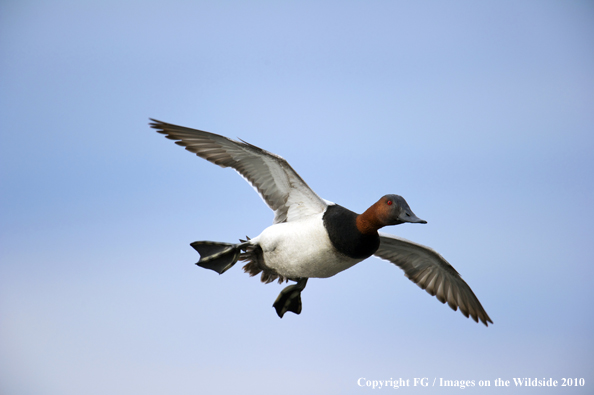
322, 204, 380, 259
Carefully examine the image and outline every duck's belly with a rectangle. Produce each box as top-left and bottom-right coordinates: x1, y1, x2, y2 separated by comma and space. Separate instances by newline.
253, 213, 363, 279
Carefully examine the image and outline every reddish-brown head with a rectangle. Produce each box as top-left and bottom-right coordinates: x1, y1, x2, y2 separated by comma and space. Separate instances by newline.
356, 194, 426, 234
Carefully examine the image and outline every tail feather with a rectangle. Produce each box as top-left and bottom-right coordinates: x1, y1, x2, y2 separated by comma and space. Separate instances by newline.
240, 241, 286, 284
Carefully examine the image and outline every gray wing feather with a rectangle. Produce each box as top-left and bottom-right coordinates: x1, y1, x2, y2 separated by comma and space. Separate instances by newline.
150, 119, 327, 223
375, 232, 492, 326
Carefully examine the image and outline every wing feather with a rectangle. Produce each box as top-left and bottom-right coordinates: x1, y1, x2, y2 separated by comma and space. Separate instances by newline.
150, 119, 328, 223
375, 233, 492, 326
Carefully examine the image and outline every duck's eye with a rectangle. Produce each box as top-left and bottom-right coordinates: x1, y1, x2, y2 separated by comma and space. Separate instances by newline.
387, 200, 392, 205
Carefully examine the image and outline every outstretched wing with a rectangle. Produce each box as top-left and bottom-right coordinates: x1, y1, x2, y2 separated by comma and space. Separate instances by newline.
374, 233, 492, 326
150, 119, 328, 223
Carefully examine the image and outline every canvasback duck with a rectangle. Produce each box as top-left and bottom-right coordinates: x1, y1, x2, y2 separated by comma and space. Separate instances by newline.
150, 119, 492, 326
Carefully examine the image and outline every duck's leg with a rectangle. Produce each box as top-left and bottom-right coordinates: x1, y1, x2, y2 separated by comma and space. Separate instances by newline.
273, 278, 308, 318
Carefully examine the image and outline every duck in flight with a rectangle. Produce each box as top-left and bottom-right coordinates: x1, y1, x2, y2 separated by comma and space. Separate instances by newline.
150, 119, 492, 326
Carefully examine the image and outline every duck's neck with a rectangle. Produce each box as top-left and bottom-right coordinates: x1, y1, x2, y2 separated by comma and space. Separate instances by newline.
323, 204, 381, 259
356, 203, 384, 234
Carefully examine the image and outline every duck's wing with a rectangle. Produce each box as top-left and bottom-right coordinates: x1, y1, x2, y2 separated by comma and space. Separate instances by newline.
150, 119, 327, 223
374, 232, 492, 326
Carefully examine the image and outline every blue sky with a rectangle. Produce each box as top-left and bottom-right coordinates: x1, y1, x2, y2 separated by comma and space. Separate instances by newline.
1, 1, 593, 394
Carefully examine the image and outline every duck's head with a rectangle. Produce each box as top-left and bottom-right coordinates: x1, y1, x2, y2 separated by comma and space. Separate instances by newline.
377, 194, 427, 226
357, 194, 426, 233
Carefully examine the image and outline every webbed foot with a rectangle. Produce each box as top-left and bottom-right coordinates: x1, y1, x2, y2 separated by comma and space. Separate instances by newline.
190, 241, 248, 274
273, 278, 308, 318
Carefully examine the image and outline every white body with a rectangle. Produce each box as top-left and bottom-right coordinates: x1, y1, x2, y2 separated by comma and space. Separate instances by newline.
252, 212, 362, 279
